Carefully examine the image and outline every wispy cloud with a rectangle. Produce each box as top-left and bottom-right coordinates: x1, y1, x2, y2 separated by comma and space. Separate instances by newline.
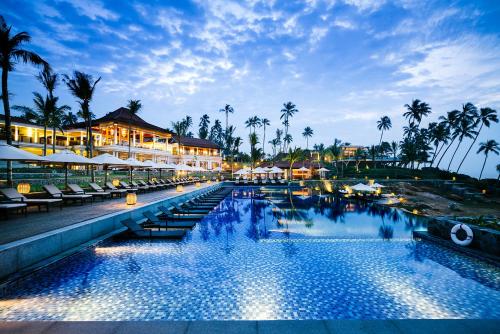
59, 0, 119, 21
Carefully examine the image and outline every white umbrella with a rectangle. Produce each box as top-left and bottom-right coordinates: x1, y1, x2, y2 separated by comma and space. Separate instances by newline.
46, 150, 100, 186
372, 182, 386, 188
156, 162, 176, 169
298, 166, 310, 172
90, 153, 129, 184
269, 166, 283, 173
0, 142, 47, 161
351, 183, 377, 192
143, 160, 162, 169
317, 167, 330, 172
213, 166, 223, 172
252, 167, 267, 174
234, 168, 250, 175
175, 163, 194, 171
124, 158, 151, 168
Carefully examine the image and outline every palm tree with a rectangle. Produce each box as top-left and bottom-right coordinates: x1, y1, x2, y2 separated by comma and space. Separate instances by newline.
376, 116, 392, 146
497, 164, 500, 181
49, 97, 70, 153
457, 107, 498, 173
447, 103, 478, 171
436, 110, 459, 168
126, 99, 142, 158
477, 140, 499, 180
390, 141, 398, 166
12, 92, 52, 155
1, 15, 49, 186
198, 114, 210, 139
63, 71, 101, 158
219, 104, 234, 133
283, 133, 293, 150
269, 138, 278, 158
275, 129, 283, 153
62, 111, 79, 126
249, 132, 261, 169
280, 101, 298, 151
285, 147, 303, 180
260, 118, 270, 155
403, 99, 431, 126
302, 126, 313, 150
171, 120, 187, 155
429, 123, 450, 167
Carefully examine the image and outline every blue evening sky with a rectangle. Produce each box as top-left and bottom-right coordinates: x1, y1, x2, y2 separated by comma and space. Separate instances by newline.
2, 0, 500, 177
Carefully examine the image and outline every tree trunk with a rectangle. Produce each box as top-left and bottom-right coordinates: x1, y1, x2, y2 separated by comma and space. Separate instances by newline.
447, 139, 462, 171
43, 124, 47, 156
457, 123, 482, 173
436, 136, 456, 168
479, 155, 487, 180
2, 67, 13, 187
262, 126, 266, 155
52, 126, 56, 153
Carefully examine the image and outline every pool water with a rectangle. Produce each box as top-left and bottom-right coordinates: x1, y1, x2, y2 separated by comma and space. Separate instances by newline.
0, 187, 499, 320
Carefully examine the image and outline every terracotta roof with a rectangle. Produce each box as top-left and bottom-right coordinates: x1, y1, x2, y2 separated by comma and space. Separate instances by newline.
170, 136, 220, 149
65, 107, 171, 134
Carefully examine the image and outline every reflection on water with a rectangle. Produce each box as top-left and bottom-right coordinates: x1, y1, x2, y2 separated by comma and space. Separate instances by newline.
0, 187, 498, 321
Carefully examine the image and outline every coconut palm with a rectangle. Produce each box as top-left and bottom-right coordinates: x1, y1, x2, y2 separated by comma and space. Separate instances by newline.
447, 103, 478, 171
285, 147, 303, 180
477, 140, 499, 180
260, 118, 270, 155
275, 129, 283, 153
497, 164, 500, 181
249, 132, 261, 169
280, 101, 298, 150
48, 98, 70, 153
376, 116, 392, 146
390, 141, 398, 166
198, 114, 210, 139
457, 107, 498, 173
302, 126, 313, 150
63, 71, 101, 158
403, 99, 431, 126
429, 123, 450, 167
1, 15, 49, 186
245, 116, 261, 135
269, 138, 278, 158
126, 99, 142, 158
62, 111, 79, 127
209, 119, 223, 146
436, 109, 459, 168
219, 104, 234, 133
283, 133, 293, 150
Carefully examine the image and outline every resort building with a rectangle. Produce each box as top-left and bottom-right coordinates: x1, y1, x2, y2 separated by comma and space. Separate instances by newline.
0, 107, 222, 170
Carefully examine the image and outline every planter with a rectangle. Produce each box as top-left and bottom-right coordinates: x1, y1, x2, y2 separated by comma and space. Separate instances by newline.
427, 217, 500, 257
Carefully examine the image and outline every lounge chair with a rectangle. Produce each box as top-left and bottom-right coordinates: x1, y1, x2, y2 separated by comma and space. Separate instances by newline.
68, 184, 111, 201
243, 179, 249, 185
92, 182, 126, 198
172, 203, 210, 214
262, 178, 268, 185
0, 202, 27, 219
143, 210, 196, 229
158, 205, 205, 220
121, 218, 186, 239
271, 179, 276, 184
253, 179, 259, 185
0, 188, 63, 212
131, 180, 149, 192
119, 181, 138, 192
44, 185, 93, 205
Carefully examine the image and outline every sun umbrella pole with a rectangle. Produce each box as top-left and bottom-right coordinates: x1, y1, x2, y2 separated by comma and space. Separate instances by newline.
65, 162, 68, 188
104, 165, 108, 185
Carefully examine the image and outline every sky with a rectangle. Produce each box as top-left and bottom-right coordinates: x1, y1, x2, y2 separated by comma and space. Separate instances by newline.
1, 0, 500, 178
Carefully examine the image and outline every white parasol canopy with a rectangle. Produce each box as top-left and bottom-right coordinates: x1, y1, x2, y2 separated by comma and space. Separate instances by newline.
317, 167, 330, 172
155, 162, 176, 169
297, 166, 310, 172
0, 142, 47, 162
46, 150, 98, 165
234, 168, 250, 175
175, 163, 194, 171
351, 183, 377, 192
124, 158, 151, 168
372, 182, 386, 188
269, 166, 284, 173
252, 167, 267, 174
213, 166, 223, 172
90, 153, 129, 166
143, 160, 163, 169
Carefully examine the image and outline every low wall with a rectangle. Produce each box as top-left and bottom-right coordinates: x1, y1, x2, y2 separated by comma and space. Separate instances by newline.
427, 217, 500, 257
0, 183, 221, 282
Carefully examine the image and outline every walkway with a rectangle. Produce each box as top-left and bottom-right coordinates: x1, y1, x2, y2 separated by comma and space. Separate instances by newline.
0, 183, 213, 245
0, 320, 497, 334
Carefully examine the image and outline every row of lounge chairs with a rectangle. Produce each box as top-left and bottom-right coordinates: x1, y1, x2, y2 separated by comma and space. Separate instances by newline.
0, 177, 205, 216
235, 178, 287, 185
121, 186, 233, 239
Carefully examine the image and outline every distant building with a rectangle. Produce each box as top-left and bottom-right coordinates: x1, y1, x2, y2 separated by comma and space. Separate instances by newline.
0, 107, 222, 170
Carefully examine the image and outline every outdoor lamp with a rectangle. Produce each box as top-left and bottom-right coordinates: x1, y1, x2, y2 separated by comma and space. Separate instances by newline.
299, 181, 305, 187
482, 189, 486, 194
412, 209, 419, 215
368, 179, 375, 186
126, 191, 137, 205
207, 180, 212, 184
386, 176, 389, 179
176, 185, 184, 192
17, 183, 31, 194
452, 176, 456, 181
112, 179, 120, 187
195, 182, 201, 188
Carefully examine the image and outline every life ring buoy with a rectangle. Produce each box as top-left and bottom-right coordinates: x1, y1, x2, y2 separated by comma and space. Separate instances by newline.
450, 224, 473, 246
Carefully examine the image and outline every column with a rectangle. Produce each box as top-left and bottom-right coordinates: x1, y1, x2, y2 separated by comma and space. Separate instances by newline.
80, 132, 84, 146
14, 125, 18, 142
114, 124, 118, 145
133, 130, 136, 147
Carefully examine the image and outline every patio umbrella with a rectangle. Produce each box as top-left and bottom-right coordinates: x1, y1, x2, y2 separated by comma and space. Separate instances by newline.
124, 158, 152, 182
350, 183, 376, 192
269, 166, 283, 173
234, 168, 250, 175
46, 150, 100, 186
372, 182, 385, 188
90, 153, 129, 184
298, 166, 310, 172
0, 142, 48, 162
317, 167, 330, 179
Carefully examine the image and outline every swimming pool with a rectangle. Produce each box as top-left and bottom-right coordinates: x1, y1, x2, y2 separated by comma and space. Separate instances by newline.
1, 187, 499, 320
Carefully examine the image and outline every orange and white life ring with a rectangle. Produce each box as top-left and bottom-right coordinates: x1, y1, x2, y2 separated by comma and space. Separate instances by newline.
450, 224, 473, 246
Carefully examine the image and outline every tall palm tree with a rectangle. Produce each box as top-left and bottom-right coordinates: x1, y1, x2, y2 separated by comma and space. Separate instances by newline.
1, 15, 49, 186
269, 138, 278, 158
447, 103, 478, 171
49, 97, 70, 153
403, 99, 431, 126
275, 128, 283, 153
63, 71, 101, 158
283, 133, 293, 150
245, 116, 261, 135
429, 123, 450, 167
219, 104, 234, 134
126, 99, 142, 158
285, 147, 303, 180
249, 132, 261, 169
62, 111, 79, 126
376, 116, 392, 146
280, 101, 298, 151
457, 107, 498, 173
12, 92, 52, 155
390, 141, 398, 166
260, 118, 270, 155
497, 164, 500, 181
436, 110, 459, 168
302, 126, 313, 150
198, 114, 210, 139
477, 140, 499, 180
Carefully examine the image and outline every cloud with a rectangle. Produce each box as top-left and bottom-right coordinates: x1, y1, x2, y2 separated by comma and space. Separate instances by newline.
59, 0, 119, 21
343, 0, 386, 12
333, 19, 356, 29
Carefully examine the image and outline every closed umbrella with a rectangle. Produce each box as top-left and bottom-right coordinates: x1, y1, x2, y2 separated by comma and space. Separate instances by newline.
46, 150, 100, 186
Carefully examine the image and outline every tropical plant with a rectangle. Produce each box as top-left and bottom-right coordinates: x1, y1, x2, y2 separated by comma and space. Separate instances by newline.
63, 71, 101, 159
219, 104, 234, 133
428, 123, 450, 167
354, 147, 366, 171
248, 132, 262, 169
376, 116, 392, 146
209, 119, 223, 146
389, 141, 398, 167
260, 118, 270, 155
268, 138, 278, 158
275, 128, 283, 153
126, 99, 142, 158
446, 103, 478, 171
245, 116, 261, 135
403, 99, 431, 126
436, 109, 459, 168
62, 111, 79, 126
477, 140, 499, 180
457, 107, 498, 173
497, 164, 500, 181
302, 126, 313, 150
198, 114, 210, 139
285, 147, 303, 180
280, 101, 298, 151
1, 15, 49, 185
283, 133, 293, 150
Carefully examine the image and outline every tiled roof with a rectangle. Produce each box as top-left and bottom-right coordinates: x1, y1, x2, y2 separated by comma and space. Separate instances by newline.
170, 136, 220, 149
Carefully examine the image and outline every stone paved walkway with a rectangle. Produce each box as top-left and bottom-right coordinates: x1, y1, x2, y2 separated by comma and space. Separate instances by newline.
0, 183, 213, 246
